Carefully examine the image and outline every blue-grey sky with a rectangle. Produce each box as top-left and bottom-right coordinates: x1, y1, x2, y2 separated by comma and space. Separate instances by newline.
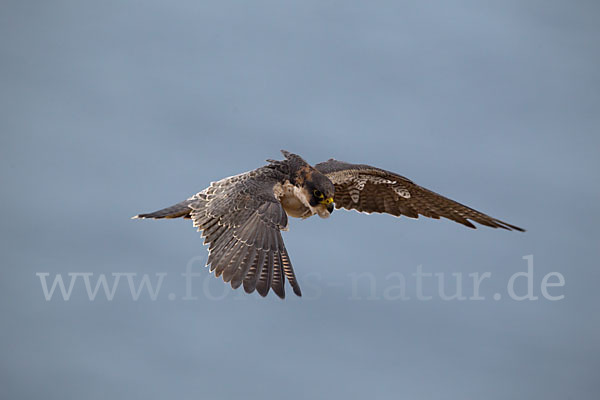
1, 1, 599, 399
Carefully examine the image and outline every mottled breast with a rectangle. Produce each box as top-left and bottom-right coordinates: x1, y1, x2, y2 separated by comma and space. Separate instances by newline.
274, 181, 313, 219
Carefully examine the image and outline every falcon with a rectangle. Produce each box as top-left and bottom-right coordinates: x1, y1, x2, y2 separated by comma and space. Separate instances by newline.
133, 150, 524, 298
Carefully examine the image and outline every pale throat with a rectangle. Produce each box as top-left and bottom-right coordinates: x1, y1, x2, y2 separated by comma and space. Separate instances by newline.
274, 181, 328, 219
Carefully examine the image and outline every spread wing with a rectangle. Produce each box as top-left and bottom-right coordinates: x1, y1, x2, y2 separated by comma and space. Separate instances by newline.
315, 159, 524, 231
148, 168, 301, 298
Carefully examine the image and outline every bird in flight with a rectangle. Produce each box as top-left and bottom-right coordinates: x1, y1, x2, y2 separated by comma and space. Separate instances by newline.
133, 150, 524, 298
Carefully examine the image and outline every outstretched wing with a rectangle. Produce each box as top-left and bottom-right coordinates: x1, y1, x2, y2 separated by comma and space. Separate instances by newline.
192, 168, 302, 298
136, 167, 301, 298
315, 159, 524, 231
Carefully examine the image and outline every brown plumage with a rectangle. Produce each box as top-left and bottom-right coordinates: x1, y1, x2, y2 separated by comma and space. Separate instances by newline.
133, 151, 524, 299
314, 160, 524, 231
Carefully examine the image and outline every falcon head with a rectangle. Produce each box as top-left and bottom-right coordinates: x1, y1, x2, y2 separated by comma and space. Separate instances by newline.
279, 150, 335, 218
303, 171, 335, 218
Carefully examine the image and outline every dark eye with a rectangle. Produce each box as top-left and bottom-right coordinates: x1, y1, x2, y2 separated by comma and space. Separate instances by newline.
313, 189, 323, 198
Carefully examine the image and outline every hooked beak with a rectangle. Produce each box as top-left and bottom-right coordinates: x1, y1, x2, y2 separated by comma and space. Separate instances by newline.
321, 197, 334, 214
